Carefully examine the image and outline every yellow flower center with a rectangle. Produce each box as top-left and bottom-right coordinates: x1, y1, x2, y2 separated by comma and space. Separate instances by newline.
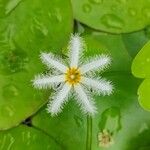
65, 67, 81, 85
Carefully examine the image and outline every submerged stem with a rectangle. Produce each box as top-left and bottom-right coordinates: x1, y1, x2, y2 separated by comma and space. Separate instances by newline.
86, 115, 92, 150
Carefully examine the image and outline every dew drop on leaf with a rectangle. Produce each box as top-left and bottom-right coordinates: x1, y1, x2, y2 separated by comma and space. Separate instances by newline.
88, 0, 103, 4
128, 8, 137, 16
116, 0, 127, 4
32, 17, 49, 37
0, 134, 15, 149
1, 105, 15, 117
0, 49, 29, 75
82, 3, 92, 13
142, 7, 150, 18
55, 9, 62, 23
100, 14, 124, 30
2, 84, 19, 100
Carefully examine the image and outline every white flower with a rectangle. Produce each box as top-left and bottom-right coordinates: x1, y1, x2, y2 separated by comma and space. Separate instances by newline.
98, 129, 114, 148
33, 34, 113, 116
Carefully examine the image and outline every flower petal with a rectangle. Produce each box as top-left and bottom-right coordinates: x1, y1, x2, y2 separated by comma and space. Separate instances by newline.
40, 52, 67, 73
74, 84, 96, 115
47, 83, 71, 115
33, 75, 65, 89
80, 55, 111, 74
82, 77, 113, 95
69, 34, 84, 67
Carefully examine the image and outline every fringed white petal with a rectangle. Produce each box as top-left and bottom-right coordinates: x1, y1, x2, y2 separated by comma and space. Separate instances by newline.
69, 34, 84, 67
47, 83, 71, 116
74, 84, 96, 115
80, 54, 111, 74
40, 52, 67, 73
33, 74, 65, 89
82, 77, 113, 95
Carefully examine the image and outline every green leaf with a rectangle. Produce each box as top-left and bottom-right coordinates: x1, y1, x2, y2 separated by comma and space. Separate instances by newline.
32, 35, 150, 150
126, 129, 150, 150
122, 30, 149, 58
73, 23, 132, 71
32, 102, 87, 150
132, 41, 150, 78
0, 125, 62, 150
137, 79, 150, 111
83, 33, 132, 72
132, 41, 150, 112
32, 74, 150, 150
71, 0, 150, 33
0, 0, 73, 129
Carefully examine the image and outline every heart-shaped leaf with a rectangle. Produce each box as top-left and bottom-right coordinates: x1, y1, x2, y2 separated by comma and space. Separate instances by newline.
137, 79, 150, 111
132, 41, 150, 111
132, 41, 150, 78
71, 0, 150, 33
0, 0, 73, 130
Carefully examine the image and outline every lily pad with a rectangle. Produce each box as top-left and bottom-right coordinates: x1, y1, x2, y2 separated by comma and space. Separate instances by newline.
0, 125, 62, 150
71, 0, 150, 33
0, 0, 73, 129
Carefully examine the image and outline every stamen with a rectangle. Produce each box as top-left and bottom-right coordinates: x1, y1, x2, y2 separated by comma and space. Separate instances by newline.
65, 67, 81, 85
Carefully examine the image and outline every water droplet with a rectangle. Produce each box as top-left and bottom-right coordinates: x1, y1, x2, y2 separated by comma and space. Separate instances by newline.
3, 84, 19, 100
74, 115, 83, 127
1, 105, 15, 117
111, 5, 117, 11
0, 49, 29, 75
6, 106, 14, 117
26, 131, 31, 145
82, 4, 92, 13
32, 17, 49, 36
146, 58, 150, 62
21, 131, 31, 145
101, 14, 124, 30
142, 7, 150, 18
7, 134, 15, 150
128, 8, 137, 16
48, 12, 52, 18
89, 0, 103, 4
116, 0, 127, 3
55, 9, 62, 22
32, 134, 37, 140
0, 134, 15, 150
